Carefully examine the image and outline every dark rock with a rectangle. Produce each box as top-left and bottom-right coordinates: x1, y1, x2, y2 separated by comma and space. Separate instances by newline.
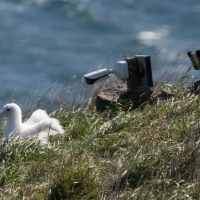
119, 86, 152, 109
186, 80, 200, 95
95, 79, 200, 112
155, 90, 174, 100
96, 83, 152, 111
96, 83, 127, 111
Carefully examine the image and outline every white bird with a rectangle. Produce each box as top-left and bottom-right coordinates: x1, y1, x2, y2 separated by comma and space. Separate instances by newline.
0, 103, 64, 140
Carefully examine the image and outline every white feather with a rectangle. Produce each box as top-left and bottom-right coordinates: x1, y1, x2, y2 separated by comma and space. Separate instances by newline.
0, 103, 64, 140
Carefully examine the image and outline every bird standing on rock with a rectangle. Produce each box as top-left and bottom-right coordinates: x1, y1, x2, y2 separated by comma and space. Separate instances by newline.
0, 103, 64, 140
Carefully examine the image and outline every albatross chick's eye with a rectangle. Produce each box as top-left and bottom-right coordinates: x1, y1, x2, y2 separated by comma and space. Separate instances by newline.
6, 109, 10, 112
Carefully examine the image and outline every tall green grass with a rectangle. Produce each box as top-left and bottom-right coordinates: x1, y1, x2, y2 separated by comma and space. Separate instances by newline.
0, 52, 200, 199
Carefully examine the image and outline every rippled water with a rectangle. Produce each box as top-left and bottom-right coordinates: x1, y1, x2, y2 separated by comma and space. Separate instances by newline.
1, 0, 200, 107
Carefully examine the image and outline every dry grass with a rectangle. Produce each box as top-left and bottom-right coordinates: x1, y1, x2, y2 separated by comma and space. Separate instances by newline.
0, 82, 200, 199
0, 52, 200, 199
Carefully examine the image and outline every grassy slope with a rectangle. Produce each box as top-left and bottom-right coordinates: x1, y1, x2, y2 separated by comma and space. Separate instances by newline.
0, 84, 200, 199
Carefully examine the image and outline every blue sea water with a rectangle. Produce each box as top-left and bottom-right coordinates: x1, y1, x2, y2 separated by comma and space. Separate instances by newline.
1, 0, 200, 108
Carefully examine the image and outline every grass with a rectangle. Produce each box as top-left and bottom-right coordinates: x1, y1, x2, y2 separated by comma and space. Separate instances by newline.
0, 83, 200, 199
0, 53, 200, 199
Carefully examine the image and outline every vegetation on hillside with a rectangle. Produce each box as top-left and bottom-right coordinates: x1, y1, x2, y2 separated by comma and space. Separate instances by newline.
0, 82, 200, 199
0, 53, 200, 199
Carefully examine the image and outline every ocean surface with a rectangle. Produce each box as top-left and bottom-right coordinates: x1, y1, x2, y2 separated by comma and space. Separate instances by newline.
1, 0, 200, 109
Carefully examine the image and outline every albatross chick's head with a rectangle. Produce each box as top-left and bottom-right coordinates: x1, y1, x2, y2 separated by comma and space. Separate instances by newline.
0, 103, 22, 119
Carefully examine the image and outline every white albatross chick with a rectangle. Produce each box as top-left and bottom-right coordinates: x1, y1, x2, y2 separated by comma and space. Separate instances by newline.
0, 103, 64, 140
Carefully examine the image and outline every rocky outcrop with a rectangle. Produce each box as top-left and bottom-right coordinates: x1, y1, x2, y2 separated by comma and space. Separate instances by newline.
96, 83, 152, 111
95, 80, 200, 111
96, 83, 127, 111
185, 80, 200, 95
